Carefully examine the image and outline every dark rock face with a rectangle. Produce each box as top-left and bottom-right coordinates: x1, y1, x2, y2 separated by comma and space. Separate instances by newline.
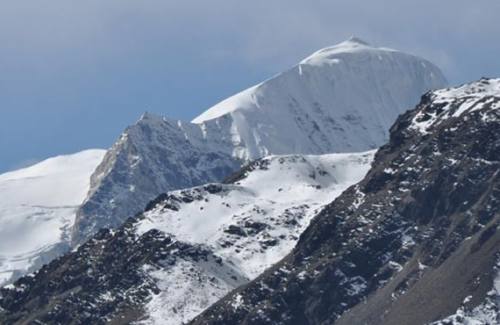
0, 214, 245, 325
72, 114, 241, 246
191, 79, 500, 325
0, 217, 157, 324
223, 157, 272, 184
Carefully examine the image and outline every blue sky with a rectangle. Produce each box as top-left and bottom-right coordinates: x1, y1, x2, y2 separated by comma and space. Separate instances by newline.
1, 0, 499, 172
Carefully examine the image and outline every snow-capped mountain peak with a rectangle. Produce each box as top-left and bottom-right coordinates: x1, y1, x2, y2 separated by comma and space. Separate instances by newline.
72, 38, 447, 245
194, 37, 446, 128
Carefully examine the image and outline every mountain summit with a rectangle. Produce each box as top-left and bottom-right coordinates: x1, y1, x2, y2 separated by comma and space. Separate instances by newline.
72, 38, 447, 245
192, 38, 446, 159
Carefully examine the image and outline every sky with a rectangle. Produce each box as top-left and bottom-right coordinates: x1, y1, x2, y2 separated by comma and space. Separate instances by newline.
1, 0, 499, 172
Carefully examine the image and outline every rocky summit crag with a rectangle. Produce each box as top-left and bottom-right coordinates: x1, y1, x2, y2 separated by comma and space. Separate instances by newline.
191, 78, 500, 325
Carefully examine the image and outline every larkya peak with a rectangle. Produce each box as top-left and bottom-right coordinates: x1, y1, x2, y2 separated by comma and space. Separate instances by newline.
135, 111, 166, 127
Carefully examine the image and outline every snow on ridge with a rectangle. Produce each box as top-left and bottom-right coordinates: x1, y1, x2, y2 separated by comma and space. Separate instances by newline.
0, 149, 104, 182
192, 37, 446, 126
411, 78, 500, 134
191, 85, 262, 125
433, 77, 500, 101
299, 36, 394, 66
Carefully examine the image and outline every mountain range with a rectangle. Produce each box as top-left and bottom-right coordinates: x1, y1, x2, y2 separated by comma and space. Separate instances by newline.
0, 151, 373, 324
2, 38, 494, 325
2, 77, 498, 324
0, 37, 446, 287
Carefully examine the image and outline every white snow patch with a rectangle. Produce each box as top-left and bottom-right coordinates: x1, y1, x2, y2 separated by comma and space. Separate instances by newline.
430, 259, 500, 324
136, 151, 375, 323
411, 79, 500, 134
138, 257, 246, 325
137, 151, 374, 279
0, 149, 105, 287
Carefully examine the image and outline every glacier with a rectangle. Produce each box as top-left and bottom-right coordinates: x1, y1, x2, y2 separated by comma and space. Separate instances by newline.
0, 149, 105, 287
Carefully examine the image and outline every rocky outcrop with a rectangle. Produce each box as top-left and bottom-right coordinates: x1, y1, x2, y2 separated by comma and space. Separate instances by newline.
72, 114, 241, 245
0, 216, 246, 325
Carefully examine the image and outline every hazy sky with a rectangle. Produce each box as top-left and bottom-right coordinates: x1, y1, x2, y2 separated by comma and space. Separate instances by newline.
1, 0, 499, 172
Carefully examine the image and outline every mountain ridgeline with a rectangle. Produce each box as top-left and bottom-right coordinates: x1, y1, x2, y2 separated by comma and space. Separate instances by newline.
0, 38, 447, 294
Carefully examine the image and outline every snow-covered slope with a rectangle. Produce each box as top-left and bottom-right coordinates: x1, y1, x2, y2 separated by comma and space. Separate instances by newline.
137, 151, 374, 280
135, 150, 374, 323
0, 149, 105, 287
193, 37, 446, 159
73, 37, 447, 245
